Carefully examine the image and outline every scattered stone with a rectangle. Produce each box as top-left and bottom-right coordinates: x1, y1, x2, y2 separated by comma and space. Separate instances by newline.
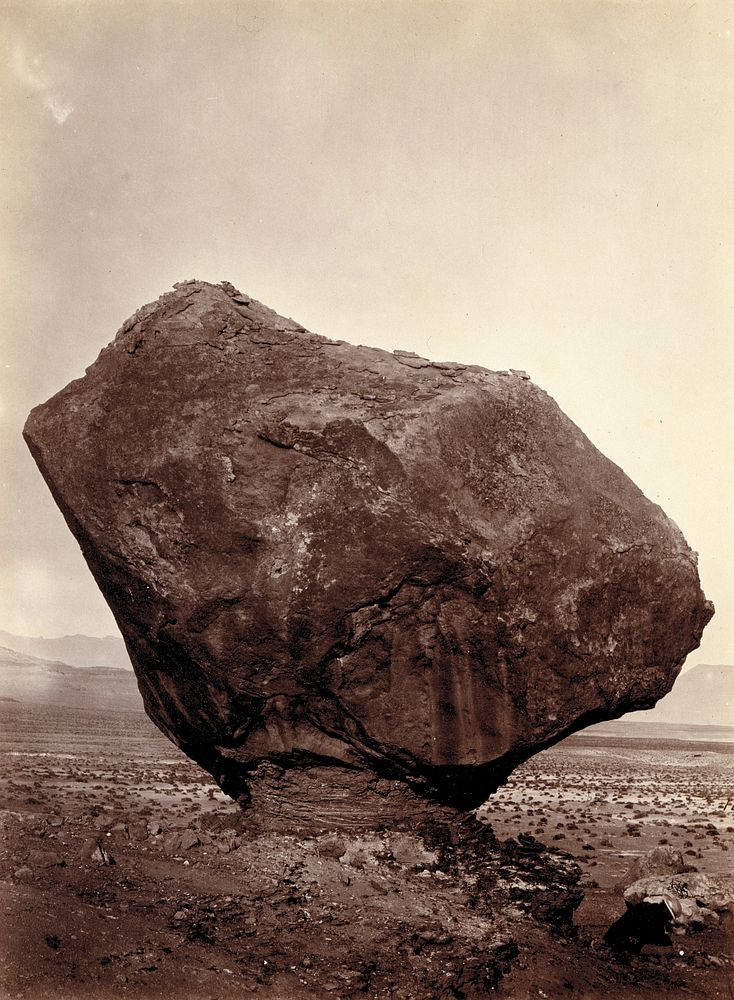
620, 845, 689, 886
316, 836, 347, 860
216, 828, 238, 850
13, 866, 32, 881
179, 829, 200, 851
81, 838, 116, 865
27, 850, 65, 869
127, 820, 149, 842
342, 847, 372, 870
162, 832, 183, 855
386, 833, 440, 869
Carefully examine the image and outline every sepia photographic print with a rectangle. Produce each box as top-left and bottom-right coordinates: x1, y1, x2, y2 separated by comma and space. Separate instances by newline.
1, 2, 732, 998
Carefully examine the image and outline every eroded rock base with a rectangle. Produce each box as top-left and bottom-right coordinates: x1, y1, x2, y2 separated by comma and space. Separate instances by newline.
229, 762, 463, 834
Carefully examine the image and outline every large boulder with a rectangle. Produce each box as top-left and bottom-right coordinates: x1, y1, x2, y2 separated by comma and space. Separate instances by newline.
619, 845, 689, 888
623, 873, 734, 930
24, 280, 713, 827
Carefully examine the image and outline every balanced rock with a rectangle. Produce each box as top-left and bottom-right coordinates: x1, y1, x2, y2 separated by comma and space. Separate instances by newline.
24, 280, 713, 828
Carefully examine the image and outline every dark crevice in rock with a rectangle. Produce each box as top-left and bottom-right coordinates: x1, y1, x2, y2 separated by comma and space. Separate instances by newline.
256, 432, 298, 450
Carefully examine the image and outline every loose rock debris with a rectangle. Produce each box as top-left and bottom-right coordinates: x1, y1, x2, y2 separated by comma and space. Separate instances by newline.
0, 702, 732, 998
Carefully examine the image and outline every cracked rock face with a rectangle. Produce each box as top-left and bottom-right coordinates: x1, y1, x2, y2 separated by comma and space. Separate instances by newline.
24, 280, 713, 827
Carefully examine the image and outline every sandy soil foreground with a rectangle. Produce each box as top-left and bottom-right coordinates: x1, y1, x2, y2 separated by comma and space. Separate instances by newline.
0, 703, 731, 999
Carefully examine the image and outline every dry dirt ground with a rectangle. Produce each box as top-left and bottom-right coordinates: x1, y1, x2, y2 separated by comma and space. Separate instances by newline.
0, 702, 731, 1000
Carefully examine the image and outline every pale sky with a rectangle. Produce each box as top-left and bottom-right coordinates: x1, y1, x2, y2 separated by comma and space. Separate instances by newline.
1, 1, 732, 669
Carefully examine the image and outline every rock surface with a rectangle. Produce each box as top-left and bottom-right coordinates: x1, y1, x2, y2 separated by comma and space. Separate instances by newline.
619, 845, 690, 887
623, 873, 734, 928
24, 279, 713, 825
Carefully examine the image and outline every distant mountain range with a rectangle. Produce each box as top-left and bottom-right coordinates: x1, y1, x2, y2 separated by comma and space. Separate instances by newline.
0, 629, 730, 730
0, 645, 142, 712
0, 629, 131, 670
623, 663, 733, 728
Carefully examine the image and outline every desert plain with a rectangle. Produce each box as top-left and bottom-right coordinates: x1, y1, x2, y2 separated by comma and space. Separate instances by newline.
0, 696, 731, 1000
